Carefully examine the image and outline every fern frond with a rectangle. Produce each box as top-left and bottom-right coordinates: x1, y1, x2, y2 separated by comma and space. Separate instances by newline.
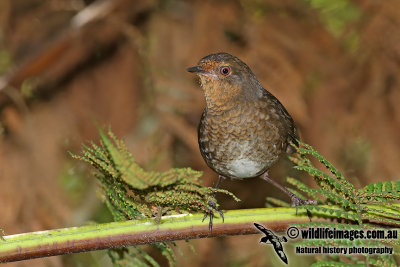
280, 141, 400, 266
72, 128, 239, 266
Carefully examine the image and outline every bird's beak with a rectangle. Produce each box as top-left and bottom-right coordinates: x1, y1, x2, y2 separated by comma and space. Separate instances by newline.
186, 65, 206, 74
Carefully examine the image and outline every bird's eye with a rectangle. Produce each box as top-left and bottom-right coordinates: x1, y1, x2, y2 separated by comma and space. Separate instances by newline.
220, 66, 231, 76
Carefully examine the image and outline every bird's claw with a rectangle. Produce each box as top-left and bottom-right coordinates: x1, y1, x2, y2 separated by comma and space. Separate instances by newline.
290, 194, 317, 207
202, 199, 224, 232
290, 194, 317, 221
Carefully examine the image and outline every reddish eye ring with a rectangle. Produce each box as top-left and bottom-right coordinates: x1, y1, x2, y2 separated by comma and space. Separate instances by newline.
220, 66, 231, 76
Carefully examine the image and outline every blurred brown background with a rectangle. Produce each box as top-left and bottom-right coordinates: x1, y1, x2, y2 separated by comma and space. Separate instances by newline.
0, 0, 399, 266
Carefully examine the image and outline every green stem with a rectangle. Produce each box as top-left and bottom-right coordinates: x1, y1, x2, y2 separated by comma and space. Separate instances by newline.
0, 207, 312, 263
1, 205, 398, 263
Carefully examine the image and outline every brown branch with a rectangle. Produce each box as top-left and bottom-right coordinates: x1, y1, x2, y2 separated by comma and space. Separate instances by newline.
0, 207, 320, 263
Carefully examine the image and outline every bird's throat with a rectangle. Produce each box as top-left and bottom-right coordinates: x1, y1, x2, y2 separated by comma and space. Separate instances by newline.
201, 79, 241, 114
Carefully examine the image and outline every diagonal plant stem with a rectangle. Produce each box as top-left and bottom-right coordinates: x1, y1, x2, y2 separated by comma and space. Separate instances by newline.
0, 207, 319, 263
1, 205, 398, 263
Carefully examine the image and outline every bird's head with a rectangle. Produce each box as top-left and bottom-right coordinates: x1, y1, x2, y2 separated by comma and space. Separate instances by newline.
187, 52, 263, 111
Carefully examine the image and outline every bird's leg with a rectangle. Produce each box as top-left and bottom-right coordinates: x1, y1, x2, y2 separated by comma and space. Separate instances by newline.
203, 175, 225, 232
260, 172, 316, 219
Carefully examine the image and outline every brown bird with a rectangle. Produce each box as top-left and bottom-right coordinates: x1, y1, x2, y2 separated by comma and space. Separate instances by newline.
187, 52, 314, 230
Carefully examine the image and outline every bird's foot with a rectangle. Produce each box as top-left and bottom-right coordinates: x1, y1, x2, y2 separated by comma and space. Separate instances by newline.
290, 194, 317, 207
202, 199, 224, 232
290, 194, 317, 221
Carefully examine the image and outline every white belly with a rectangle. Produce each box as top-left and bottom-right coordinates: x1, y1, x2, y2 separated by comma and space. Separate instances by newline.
223, 140, 265, 178
226, 158, 264, 178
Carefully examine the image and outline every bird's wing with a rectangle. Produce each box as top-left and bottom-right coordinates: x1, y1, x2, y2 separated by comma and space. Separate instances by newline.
273, 245, 289, 264
254, 223, 268, 233
262, 89, 299, 148
270, 238, 288, 264
254, 223, 277, 239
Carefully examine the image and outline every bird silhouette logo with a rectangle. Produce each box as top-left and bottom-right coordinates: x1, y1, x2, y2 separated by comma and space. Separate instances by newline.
254, 223, 289, 264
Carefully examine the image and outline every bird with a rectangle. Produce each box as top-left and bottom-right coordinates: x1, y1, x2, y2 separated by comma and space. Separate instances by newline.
187, 52, 315, 230
254, 223, 288, 264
